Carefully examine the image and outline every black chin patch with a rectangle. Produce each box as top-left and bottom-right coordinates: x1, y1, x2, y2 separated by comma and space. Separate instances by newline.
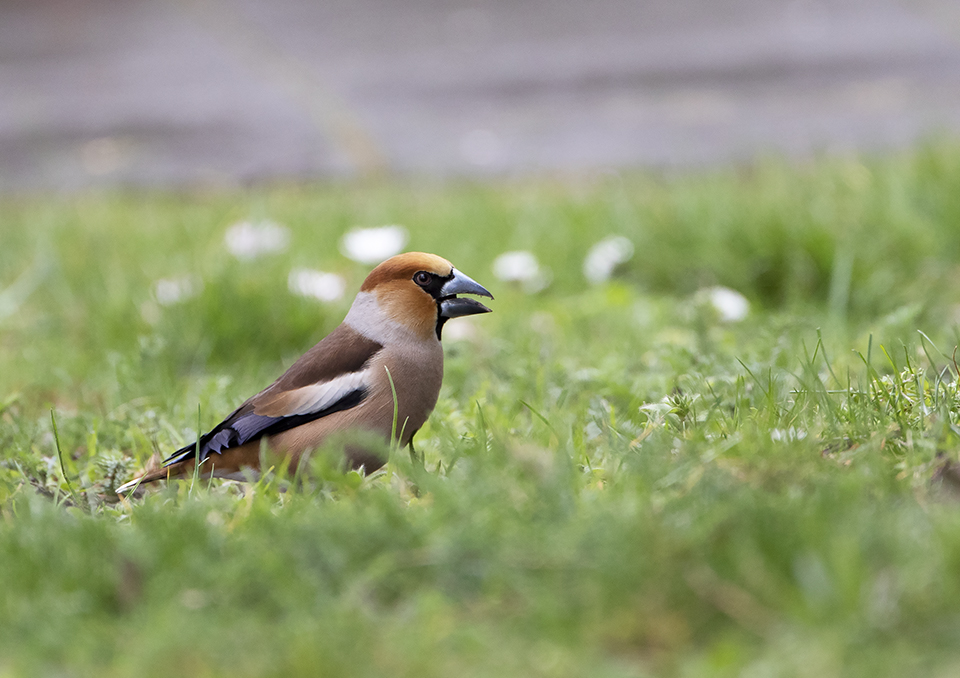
435, 313, 449, 340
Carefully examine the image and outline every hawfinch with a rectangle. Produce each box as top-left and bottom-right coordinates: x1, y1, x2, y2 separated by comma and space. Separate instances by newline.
116, 252, 492, 493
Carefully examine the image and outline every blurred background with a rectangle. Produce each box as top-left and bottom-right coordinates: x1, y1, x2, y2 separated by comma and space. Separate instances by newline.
3, 0, 960, 192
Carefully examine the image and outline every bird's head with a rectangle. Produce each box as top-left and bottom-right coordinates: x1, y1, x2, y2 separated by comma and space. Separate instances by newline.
350, 252, 493, 341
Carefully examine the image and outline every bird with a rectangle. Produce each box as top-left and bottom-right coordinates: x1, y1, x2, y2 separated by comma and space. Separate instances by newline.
116, 252, 492, 494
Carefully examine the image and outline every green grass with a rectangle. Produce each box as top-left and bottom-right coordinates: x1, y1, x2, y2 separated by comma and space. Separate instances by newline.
4, 143, 960, 676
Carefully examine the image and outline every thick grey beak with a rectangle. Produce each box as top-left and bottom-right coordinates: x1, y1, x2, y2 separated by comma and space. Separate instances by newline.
439, 268, 493, 318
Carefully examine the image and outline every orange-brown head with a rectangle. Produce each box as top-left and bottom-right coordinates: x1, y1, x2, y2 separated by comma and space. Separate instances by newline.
349, 252, 493, 342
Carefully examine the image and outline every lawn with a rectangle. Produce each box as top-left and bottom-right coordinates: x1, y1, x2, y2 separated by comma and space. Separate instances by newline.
3, 144, 960, 677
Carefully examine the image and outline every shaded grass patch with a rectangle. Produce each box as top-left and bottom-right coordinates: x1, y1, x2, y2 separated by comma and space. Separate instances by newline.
4, 143, 960, 675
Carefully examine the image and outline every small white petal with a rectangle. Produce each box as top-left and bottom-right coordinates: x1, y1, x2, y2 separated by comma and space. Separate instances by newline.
770, 427, 807, 442
493, 250, 539, 282
523, 271, 551, 293
583, 421, 603, 441
703, 286, 750, 322
224, 220, 290, 260
154, 276, 198, 306
583, 236, 634, 284
443, 317, 479, 342
492, 250, 550, 293
340, 225, 408, 264
288, 268, 346, 302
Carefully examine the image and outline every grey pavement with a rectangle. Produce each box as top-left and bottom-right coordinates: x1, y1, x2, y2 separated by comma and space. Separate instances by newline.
3, 0, 960, 191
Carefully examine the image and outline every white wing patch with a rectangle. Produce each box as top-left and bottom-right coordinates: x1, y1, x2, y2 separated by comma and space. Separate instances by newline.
281, 369, 371, 417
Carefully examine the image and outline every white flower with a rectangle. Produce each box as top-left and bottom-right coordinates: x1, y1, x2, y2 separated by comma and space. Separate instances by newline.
701, 286, 750, 322
340, 225, 408, 264
493, 250, 537, 281
492, 250, 550, 293
153, 276, 199, 306
583, 236, 634, 284
287, 268, 346, 302
770, 427, 807, 442
442, 317, 479, 342
224, 220, 290, 260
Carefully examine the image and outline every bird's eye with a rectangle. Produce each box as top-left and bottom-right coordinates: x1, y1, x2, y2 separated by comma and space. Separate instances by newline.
414, 271, 432, 286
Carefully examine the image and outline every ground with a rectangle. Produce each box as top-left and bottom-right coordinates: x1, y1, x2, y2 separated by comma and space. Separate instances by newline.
3, 143, 960, 676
